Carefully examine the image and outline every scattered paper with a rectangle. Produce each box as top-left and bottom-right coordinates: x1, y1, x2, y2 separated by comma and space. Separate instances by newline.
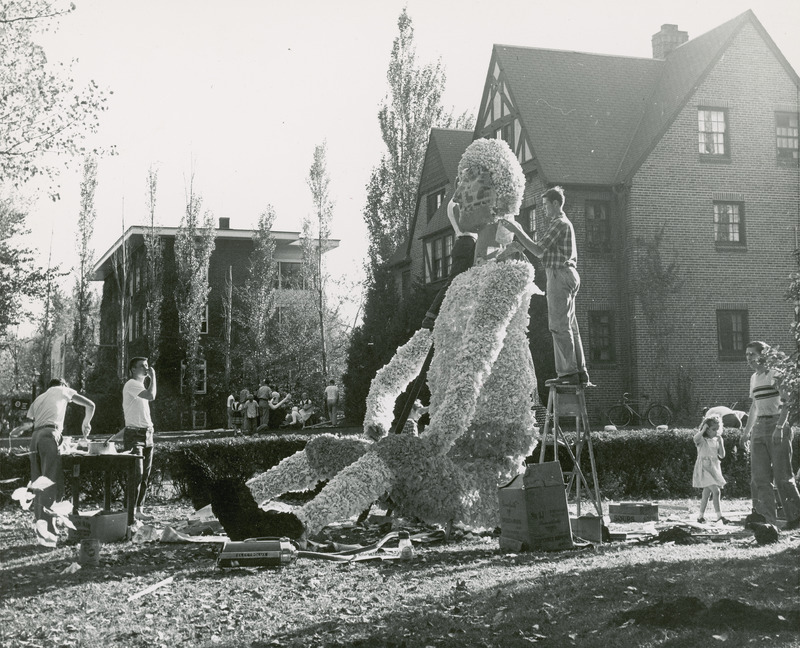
47, 500, 74, 517
28, 476, 55, 492
128, 576, 174, 601
62, 562, 82, 574
35, 520, 58, 547
11, 487, 35, 510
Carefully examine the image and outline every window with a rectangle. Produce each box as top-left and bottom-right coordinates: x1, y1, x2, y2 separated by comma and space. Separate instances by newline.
181, 359, 208, 394
698, 108, 729, 156
776, 112, 799, 162
192, 410, 207, 430
717, 309, 749, 359
424, 233, 454, 283
277, 261, 304, 289
518, 205, 536, 235
134, 265, 142, 293
498, 121, 514, 148
588, 311, 615, 363
585, 201, 611, 253
200, 303, 208, 334
713, 202, 745, 245
426, 188, 446, 221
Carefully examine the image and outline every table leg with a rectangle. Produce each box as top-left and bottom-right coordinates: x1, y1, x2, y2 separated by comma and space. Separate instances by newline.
127, 461, 136, 527
71, 462, 81, 514
103, 469, 112, 512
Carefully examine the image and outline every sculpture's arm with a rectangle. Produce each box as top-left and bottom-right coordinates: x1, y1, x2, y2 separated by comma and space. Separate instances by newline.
363, 327, 433, 438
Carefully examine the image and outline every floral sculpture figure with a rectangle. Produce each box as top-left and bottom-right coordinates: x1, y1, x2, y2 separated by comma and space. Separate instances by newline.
245, 139, 539, 536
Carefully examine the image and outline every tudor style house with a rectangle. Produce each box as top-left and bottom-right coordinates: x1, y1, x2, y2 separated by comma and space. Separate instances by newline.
92, 219, 339, 429
391, 10, 799, 420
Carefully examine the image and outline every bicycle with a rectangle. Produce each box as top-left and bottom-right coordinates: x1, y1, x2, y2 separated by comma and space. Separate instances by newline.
606, 392, 673, 428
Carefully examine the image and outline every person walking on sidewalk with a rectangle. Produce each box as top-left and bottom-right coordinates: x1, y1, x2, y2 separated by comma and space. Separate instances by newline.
123, 357, 157, 521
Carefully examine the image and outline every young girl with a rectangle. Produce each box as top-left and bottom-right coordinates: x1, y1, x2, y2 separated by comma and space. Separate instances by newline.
693, 414, 728, 523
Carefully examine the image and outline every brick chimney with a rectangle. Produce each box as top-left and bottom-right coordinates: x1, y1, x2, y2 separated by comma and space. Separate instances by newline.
219, 217, 230, 229
652, 24, 688, 59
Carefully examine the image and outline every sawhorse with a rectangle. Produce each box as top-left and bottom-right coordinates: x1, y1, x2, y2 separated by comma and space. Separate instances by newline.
539, 380, 603, 519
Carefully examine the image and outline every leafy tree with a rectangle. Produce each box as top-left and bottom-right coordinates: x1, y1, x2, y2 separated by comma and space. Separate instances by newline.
234, 207, 278, 385
304, 141, 333, 379
142, 167, 164, 365
346, 8, 473, 425
71, 153, 97, 391
0, 201, 56, 337
174, 182, 215, 413
0, 0, 109, 188
365, 8, 473, 270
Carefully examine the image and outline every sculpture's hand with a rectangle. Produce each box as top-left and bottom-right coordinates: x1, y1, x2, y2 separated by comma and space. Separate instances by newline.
498, 217, 525, 238
365, 424, 386, 442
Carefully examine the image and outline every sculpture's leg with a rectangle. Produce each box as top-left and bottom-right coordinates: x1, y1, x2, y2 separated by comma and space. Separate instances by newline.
246, 450, 320, 505
247, 435, 370, 505
296, 452, 394, 535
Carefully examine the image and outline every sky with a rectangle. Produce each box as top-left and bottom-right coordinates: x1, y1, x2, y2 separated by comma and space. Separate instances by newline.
16, 0, 800, 322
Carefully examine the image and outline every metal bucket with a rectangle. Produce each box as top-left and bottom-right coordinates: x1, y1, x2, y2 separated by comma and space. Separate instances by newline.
78, 538, 101, 566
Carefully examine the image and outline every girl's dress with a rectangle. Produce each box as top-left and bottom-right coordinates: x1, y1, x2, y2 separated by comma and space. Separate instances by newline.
692, 436, 726, 488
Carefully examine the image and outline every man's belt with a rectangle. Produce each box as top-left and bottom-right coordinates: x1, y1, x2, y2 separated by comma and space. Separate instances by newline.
125, 426, 152, 432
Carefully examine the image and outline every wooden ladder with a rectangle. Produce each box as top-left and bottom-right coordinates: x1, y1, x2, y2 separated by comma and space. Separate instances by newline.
539, 380, 603, 519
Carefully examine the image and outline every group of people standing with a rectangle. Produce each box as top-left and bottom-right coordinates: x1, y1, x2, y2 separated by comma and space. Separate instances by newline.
226, 378, 341, 434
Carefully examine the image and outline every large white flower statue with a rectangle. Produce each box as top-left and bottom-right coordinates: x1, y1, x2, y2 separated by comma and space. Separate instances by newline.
243, 138, 540, 535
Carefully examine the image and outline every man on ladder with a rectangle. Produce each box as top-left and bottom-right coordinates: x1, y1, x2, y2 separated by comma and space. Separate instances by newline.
499, 185, 589, 386
501, 187, 603, 528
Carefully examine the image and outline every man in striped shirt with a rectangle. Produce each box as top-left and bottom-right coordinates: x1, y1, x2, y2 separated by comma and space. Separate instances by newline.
500, 186, 589, 385
741, 341, 800, 528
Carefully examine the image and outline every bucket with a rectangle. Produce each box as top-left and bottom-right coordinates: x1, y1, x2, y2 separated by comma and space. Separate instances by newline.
78, 538, 101, 566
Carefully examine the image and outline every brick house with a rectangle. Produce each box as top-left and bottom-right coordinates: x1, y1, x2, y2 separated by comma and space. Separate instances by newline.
92, 219, 339, 429
392, 10, 799, 422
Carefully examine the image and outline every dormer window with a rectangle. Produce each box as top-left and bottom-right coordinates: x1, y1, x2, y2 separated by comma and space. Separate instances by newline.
426, 188, 446, 221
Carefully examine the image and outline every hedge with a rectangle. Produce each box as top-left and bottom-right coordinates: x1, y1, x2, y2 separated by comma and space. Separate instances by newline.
0, 434, 308, 510
2, 429, 798, 509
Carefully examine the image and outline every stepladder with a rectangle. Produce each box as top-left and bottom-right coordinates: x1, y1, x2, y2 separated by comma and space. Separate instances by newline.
538, 380, 604, 519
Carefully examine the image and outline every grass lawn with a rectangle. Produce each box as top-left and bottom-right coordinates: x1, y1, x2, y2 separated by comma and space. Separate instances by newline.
1, 497, 798, 648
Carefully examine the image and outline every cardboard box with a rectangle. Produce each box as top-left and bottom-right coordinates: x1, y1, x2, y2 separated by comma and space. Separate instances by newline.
570, 515, 604, 543
608, 502, 659, 523
68, 511, 128, 542
498, 462, 573, 551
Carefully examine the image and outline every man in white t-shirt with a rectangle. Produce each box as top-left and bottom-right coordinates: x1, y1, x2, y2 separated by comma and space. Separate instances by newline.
123, 357, 157, 520
324, 379, 340, 427
12, 378, 95, 535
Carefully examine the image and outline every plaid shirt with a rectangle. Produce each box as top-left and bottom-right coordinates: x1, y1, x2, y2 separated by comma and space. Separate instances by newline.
538, 214, 577, 269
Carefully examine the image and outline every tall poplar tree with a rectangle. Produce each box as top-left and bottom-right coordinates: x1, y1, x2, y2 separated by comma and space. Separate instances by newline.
304, 141, 333, 379
142, 167, 163, 365
345, 8, 470, 423
71, 153, 97, 391
235, 207, 278, 383
174, 181, 215, 412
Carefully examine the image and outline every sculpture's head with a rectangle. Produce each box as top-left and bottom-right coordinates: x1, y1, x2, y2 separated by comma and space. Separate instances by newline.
452, 139, 524, 234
